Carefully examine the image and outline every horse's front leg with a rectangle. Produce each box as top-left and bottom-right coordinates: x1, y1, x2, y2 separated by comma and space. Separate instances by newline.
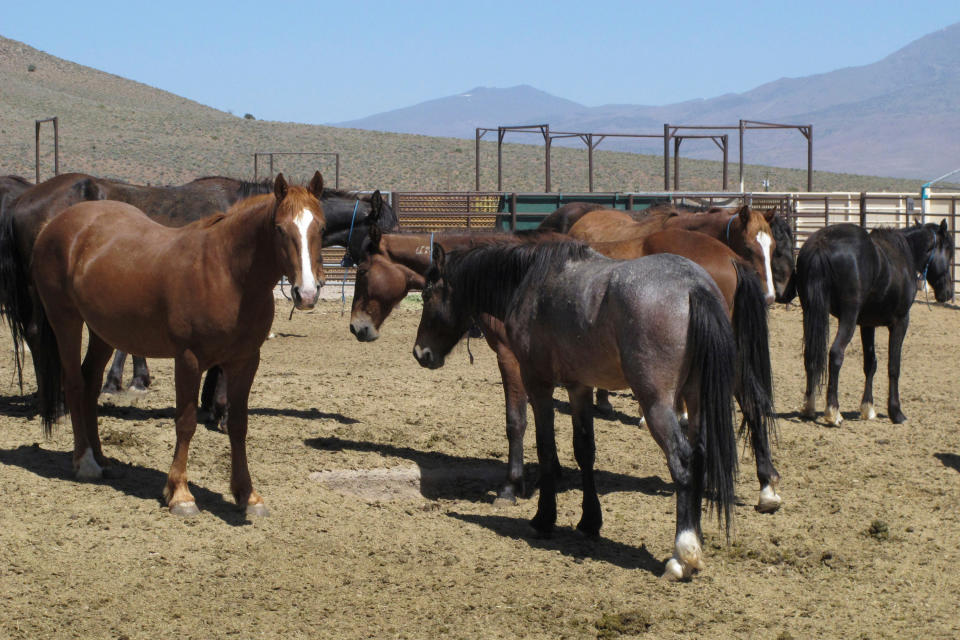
824, 312, 857, 426
101, 350, 126, 394
222, 353, 267, 516
568, 384, 601, 536
859, 326, 878, 419
129, 355, 151, 391
886, 317, 909, 424
527, 381, 558, 536
165, 351, 202, 516
492, 343, 528, 504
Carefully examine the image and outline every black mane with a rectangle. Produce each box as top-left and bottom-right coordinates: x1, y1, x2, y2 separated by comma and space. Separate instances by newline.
443, 240, 594, 318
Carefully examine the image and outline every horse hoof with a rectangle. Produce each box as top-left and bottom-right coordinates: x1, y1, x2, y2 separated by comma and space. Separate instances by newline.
246, 503, 270, 518
663, 557, 687, 580
170, 501, 200, 517
675, 530, 704, 571
860, 403, 877, 420
127, 383, 148, 393
756, 484, 782, 513
890, 409, 907, 424
529, 514, 554, 538
101, 382, 121, 395
595, 401, 614, 417
74, 449, 103, 480
823, 406, 843, 426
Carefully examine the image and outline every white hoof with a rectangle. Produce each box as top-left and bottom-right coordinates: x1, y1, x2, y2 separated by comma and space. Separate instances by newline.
757, 484, 782, 513
823, 405, 843, 426
860, 402, 876, 420
664, 557, 685, 580
267, 332, 276, 340
801, 395, 817, 419
74, 448, 103, 480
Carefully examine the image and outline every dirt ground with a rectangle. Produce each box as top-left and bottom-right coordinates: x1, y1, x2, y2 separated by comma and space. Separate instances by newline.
1, 295, 958, 639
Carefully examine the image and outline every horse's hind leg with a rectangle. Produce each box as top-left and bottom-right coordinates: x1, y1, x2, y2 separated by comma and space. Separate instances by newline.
199, 366, 228, 432
81, 330, 117, 472
859, 326, 878, 420
886, 317, 909, 424
567, 384, 601, 536
643, 398, 703, 579
824, 311, 857, 426
101, 350, 125, 394
222, 354, 268, 516
129, 355, 151, 391
595, 389, 614, 416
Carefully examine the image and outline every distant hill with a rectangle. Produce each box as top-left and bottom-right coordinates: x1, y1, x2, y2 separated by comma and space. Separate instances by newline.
0, 35, 930, 193
336, 23, 960, 180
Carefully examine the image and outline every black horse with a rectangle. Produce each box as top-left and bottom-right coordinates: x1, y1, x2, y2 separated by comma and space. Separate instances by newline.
413, 241, 738, 580
797, 221, 954, 425
769, 214, 796, 303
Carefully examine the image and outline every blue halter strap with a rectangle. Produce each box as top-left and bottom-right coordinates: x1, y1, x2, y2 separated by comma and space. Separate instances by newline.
428, 232, 434, 265
340, 200, 362, 315
725, 215, 736, 243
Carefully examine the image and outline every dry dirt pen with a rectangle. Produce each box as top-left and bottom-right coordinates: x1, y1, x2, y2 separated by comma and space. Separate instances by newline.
0, 297, 958, 639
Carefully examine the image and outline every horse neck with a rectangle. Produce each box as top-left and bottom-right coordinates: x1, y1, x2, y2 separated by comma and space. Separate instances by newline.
212, 196, 282, 288
899, 226, 935, 272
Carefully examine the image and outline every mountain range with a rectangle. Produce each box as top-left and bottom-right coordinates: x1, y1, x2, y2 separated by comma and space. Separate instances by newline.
336, 22, 960, 180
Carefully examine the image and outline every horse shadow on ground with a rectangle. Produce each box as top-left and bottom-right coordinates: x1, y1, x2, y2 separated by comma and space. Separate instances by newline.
0, 393, 38, 419
447, 511, 664, 576
305, 436, 673, 504
0, 444, 254, 526
775, 409, 861, 427
552, 395, 642, 426
935, 453, 960, 473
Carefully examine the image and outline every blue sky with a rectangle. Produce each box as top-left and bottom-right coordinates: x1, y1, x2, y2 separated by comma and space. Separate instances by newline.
3, 1, 958, 124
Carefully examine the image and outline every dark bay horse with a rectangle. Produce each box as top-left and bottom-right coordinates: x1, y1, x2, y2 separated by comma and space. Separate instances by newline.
413, 242, 738, 579
0, 175, 31, 218
797, 221, 954, 426
348, 225, 565, 502
29, 174, 325, 515
568, 206, 780, 304
586, 229, 780, 512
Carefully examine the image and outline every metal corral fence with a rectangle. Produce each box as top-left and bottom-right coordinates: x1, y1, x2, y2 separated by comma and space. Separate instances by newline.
320, 191, 960, 291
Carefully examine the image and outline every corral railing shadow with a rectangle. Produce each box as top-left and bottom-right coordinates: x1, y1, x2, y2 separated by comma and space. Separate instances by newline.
447, 511, 664, 576
0, 444, 254, 526
305, 436, 673, 503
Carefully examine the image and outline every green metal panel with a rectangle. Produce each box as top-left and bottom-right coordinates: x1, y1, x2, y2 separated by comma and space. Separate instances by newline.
495, 193, 669, 230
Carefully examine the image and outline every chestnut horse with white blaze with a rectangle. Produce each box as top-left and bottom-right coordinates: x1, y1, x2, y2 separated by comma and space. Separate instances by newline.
29, 173, 326, 516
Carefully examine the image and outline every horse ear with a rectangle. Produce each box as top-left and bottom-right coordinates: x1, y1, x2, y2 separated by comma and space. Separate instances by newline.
370, 190, 383, 220
912, 215, 921, 226
737, 204, 751, 225
368, 222, 382, 251
432, 243, 446, 270
763, 208, 777, 223
939, 219, 948, 235
274, 173, 288, 201
308, 171, 324, 198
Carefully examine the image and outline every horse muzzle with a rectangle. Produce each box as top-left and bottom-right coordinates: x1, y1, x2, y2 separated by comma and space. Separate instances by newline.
292, 283, 320, 310
413, 344, 444, 369
350, 320, 379, 342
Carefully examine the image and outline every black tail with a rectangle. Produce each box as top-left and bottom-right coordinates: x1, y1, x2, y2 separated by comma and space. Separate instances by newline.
732, 262, 776, 443
32, 297, 63, 437
687, 285, 738, 535
0, 208, 32, 390
798, 249, 830, 392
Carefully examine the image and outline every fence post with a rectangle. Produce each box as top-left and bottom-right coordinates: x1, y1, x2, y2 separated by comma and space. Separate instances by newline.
859, 192, 867, 228
510, 193, 517, 231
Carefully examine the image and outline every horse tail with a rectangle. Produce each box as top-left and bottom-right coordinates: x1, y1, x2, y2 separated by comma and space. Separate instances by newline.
732, 261, 776, 443
798, 248, 830, 392
687, 284, 738, 536
0, 206, 31, 390
32, 297, 63, 437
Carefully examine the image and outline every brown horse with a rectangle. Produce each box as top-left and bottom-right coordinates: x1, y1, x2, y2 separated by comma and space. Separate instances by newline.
349, 226, 568, 502
29, 173, 326, 516
568, 206, 779, 303
582, 228, 780, 512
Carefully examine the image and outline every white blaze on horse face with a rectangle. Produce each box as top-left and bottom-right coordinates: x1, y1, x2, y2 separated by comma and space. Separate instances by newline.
757, 230, 775, 301
294, 209, 318, 295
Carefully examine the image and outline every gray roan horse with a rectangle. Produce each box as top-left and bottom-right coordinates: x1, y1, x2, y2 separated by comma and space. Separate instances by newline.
412, 241, 738, 579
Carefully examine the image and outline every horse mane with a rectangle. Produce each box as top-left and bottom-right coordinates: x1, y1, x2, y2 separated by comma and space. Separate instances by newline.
190, 176, 274, 198
1, 175, 32, 186
322, 187, 369, 200
445, 240, 593, 316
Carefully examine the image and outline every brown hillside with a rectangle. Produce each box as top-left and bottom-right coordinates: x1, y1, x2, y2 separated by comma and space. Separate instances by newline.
0, 36, 928, 193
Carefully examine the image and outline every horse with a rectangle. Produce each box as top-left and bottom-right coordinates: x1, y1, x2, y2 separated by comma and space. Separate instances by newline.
535, 201, 606, 233
797, 220, 954, 426
568, 205, 779, 304
348, 223, 566, 502
0, 175, 31, 218
413, 241, 738, 579
586, 229, 781, 512
769, 213, 796, 303
29, 173, 326, 516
